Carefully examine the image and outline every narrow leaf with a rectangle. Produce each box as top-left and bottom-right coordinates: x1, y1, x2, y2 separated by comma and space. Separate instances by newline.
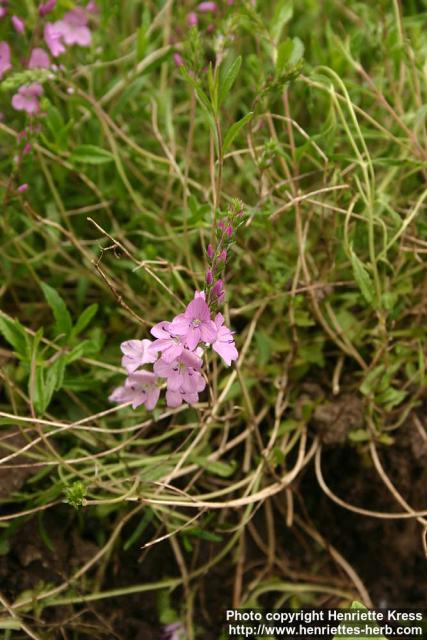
218, 56, 242, 108
223, 112, 254, 153
71, 304, 98, 339
71, 145, 115, 165
349, 248, 376, 307
0, 314, 29, 360
41, 283, 73, 337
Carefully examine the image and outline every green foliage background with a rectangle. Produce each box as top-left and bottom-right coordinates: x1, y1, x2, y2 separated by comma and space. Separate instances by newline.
0, 0, 426, 637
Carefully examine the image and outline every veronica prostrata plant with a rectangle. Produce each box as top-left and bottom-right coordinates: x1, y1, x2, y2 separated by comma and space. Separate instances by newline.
109, 199, 245, 411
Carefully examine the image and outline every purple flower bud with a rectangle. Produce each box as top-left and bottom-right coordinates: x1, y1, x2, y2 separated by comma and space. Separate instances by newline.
23, 142, 32, 155
226, 225, 233, 237
206, 269, 213, 285
218, 220, 225, 231
218, 249, 227, 262
187, 11, 198, 27
173, 52, 184, 66
0, 7, 7, 19
86, 1, 99, 13
18, 183, 28, 193
39, 0, 56, 17
11, 15, 25, 33
212, 279, 223, 298
197, 2, 217, 12
207, 243, 214, 259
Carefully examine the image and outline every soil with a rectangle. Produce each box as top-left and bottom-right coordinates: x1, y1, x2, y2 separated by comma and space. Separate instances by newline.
0, 412, 426, 638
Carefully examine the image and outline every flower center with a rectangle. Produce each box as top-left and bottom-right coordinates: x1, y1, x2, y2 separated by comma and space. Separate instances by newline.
192, 318, 201, 328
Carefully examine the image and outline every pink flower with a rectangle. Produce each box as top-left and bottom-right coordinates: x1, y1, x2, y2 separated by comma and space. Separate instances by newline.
197, 2, 217, 12
44, 23, 66, 56
218, 249, 227, 262
53, 8, 92, 47
28, 48, 50, 69
12, 83, 43, 115
0, 41, 11, 79
120, 339, 157, 373
169, 297, 217, 350
187, 12, 198, 26
149, 321, 186, 364
212, 313, 238, 366
207, 243, 214, 259
39, 0, 56, 17
206, 269, 213, 285
109, 371, 160, 410
0, 7, 7, 19
17, 183, 29, 193
11, 15, 25, 33
166, 388, 200, 408
173, 52, 184, 66
154, 349, 204, 392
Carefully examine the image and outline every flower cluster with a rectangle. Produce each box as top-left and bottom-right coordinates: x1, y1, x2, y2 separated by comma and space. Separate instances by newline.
0, 1, 97, 115
109, 292, 238, 411
110, 201, 244, 412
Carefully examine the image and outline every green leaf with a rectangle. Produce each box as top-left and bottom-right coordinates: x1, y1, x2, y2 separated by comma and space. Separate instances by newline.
41, 283, 73, 338
33, 366, 46, 415
0, 314, 29, 360
71, 304, 98, 339
43, 355, 67, 411
276, 37, 304, 77
270, 0, 293, 44
194, 458, 236, 478
70, 145, 115, 165
218, 55, 242, 108
349, 248, 376, 307
223, 112, 254, 153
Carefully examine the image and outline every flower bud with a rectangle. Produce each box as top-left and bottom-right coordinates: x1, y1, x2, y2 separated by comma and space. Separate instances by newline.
226, 225, 233, 237
207, 243, 214, 259
206, 269, 213, 285
39, 0, 56, 17
218, 249, 227, 262
173, 52, 184, 66
212, 279, 223, 298
11, 15, 25, 33
18, 183, 29, 193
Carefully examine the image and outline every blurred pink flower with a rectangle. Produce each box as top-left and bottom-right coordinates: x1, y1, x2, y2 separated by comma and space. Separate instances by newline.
86, 1, 99, 13
173, 52, 184, 66
0, 41, 11, 78
166, 388, 199, 408
44, 23, 65, 56
11, 15, 25, 33
17, 183, 29, 193
54, 8, 92, 46
28, 48, 50, 69
197, 2, 217, 12
187, 11, 198, 26
12, 83, 43, 114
